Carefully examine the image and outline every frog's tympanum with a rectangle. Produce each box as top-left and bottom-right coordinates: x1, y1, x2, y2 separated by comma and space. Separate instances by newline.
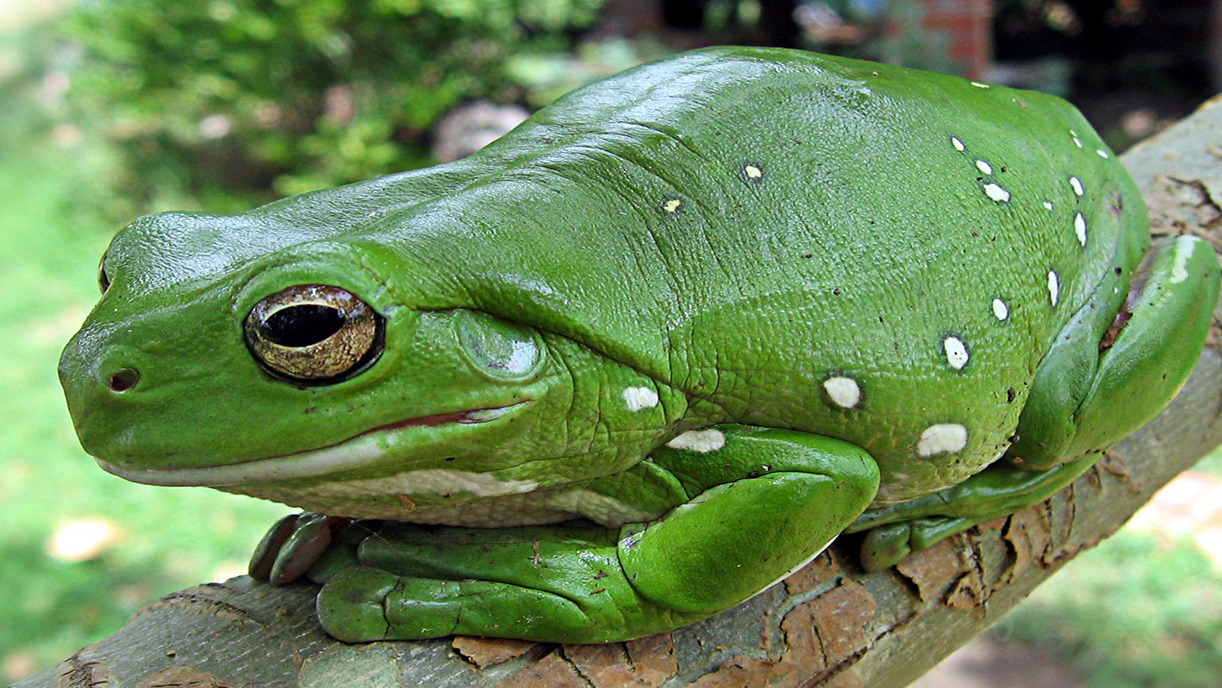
60, 48, 1219, 643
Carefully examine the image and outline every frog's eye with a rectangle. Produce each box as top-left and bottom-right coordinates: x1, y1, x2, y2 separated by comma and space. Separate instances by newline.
97, 254, 111, 295
244, 285, 383, 384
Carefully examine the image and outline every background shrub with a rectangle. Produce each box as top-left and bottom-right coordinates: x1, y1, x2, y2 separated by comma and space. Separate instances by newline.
64, 0, 609, 209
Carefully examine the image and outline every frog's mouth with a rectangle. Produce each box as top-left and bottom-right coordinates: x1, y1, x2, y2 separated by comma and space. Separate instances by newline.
96, 401, 530, 487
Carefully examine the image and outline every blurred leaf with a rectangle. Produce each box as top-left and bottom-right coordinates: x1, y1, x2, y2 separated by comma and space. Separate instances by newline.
60, 0, 608, 211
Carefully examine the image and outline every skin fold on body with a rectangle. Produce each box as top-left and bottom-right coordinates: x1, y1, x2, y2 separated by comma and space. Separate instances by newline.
60, 46, 1220, 643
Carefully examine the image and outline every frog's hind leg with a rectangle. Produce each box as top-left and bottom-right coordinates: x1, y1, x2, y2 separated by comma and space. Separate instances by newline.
1009, 235, 1218, 469
849, 235, 1218, 571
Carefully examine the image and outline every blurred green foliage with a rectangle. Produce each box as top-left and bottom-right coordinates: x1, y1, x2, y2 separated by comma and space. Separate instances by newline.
996, 531, 1222, 688
63, 0, 607, 208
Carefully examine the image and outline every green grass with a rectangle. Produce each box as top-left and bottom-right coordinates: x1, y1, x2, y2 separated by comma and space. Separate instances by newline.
995, 530, 1222, 688
0, 128, 289, 683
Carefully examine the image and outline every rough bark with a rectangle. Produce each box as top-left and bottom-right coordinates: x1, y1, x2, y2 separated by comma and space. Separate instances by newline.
17, 95, 1222, 688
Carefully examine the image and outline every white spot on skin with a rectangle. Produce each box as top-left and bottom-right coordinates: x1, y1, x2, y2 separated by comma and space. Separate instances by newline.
1072, 133, 1083, 148
1043, 201, 1054, 211
918, 424, 969, 456
823, 376, 862, 409
622, 387, 658, 411
1097, 149, 1110, 159
1170, 235, 1196, 284
1048, 270, 1061, 306
666, 429, 726, 453
1074, 213, 1088, 246
951, 137, 966, 152
1069, 176, 1084, 196
992, 298, 1009, 321
943, 336, 970, 370
970, 81, 990, 89
662, 198, 682, 213
983, 183, 1010, 202
975, 159, 993, 175
743, 164, 763, 180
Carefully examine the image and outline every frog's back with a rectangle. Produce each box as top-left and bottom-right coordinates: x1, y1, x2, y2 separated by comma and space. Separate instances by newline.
380, 48, 1148, 502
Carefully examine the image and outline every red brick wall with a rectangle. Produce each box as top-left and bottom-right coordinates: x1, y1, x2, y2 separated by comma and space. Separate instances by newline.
918, 0, 993, 78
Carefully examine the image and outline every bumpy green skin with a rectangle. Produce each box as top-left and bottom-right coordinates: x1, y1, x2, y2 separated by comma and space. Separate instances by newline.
59, 47, 1219, 643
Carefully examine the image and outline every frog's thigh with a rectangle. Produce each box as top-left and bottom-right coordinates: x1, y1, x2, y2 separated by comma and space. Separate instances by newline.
1012, 235, 1219, 468
620, 425, 879, 614
1060, 235, 1219, 456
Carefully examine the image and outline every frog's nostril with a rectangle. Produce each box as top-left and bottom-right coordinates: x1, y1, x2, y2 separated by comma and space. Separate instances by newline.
108, 368, 141, 392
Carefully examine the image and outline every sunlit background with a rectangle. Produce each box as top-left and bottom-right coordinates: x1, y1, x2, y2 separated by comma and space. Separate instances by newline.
2, 1, 1221, 685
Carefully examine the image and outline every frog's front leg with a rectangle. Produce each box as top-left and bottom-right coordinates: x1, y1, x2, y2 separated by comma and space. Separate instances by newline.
265, 426, 879, 643
851, 235, 1220, 571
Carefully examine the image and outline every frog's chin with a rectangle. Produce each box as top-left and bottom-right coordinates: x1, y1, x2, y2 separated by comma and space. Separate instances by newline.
96, 401, 531, 488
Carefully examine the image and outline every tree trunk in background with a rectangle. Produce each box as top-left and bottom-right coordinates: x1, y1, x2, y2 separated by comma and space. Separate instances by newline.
17, 96, 1222, 688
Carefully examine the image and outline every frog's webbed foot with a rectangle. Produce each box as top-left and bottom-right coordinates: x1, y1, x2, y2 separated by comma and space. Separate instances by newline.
260, 425, 879, 643
248, 512, 364, 585
849, 454, 1097, 570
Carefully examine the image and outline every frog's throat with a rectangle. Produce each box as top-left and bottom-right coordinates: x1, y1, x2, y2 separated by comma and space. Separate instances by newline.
95, 401, 531, 488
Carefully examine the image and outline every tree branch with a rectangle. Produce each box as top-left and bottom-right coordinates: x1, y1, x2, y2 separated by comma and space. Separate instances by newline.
19, 96, 1222, 688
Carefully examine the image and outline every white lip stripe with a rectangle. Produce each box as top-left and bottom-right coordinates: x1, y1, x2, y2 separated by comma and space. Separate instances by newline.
97, 401, 531, 487
99, 440, 389, 487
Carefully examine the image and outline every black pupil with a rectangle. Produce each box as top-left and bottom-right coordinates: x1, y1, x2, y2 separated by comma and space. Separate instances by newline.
262, 305, 345, 347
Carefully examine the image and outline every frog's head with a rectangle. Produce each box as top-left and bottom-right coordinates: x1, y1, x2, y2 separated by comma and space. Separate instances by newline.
58, 206, 634, 502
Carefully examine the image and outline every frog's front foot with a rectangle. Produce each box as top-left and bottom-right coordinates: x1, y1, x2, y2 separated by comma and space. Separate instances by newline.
252, 426, 880, 643
314, 522, 703, 643
249, 518, 696, 642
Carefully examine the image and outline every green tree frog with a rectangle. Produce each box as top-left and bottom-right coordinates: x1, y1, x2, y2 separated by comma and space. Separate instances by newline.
60, 47, 1219, 643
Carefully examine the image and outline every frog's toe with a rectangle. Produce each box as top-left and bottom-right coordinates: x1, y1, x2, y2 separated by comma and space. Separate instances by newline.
248, 512, 353, 585
249, 513, 302, 581
861, 516, 984, 570
317, 566, 405, 642
860, 523, 913, 572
